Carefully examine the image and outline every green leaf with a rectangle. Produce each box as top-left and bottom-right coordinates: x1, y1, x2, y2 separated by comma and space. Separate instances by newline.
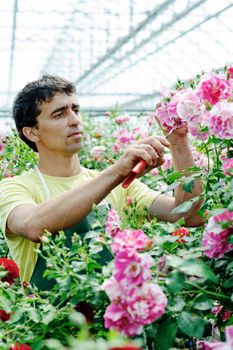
31, 339, 45, 350
178, 311, 205, 338
42, 310, 56, 325
84, 230, 100, 240
153, 318, 177, 350
166, 255, 184, 268
226, 261, 233, 271
223, 275, 233, 288
183, 180, 194, 193
171, 196, 201, 214
228, 202, 233, 212
89, 244, 103, 255
168, 297, 186, 312
191, 294, 213, 310
166, 271, 185, 294
179, 258, 218, 283
167, 172, 183, 182
28, 307, 40, 323
227, 234, 233, 244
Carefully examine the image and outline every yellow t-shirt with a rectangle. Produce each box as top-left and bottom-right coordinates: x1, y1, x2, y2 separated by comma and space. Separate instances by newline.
0, 168, 158, 283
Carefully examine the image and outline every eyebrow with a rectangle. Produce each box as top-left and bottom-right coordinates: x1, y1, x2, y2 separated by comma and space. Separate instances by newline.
50, 103, 80, 117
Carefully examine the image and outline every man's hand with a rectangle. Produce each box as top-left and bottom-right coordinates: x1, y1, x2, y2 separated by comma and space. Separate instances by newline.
155, 99, 188, 144
165, 125, 189, 145
112, 136, 170, 180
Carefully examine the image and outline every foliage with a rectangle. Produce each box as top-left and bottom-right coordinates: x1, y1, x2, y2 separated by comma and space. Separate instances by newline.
0, 68, 233, 349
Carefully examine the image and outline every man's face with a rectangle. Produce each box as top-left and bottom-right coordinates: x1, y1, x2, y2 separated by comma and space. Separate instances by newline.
35, 93, 83, 155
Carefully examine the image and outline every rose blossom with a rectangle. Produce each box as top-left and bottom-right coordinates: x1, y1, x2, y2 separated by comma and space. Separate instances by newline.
75, 301, 94, 323
198, 325, 233, 350
115, 114, 130, 125
10, 344, 32, 350
113, 143, 120, 153
92, 146, 106, 160
126, 283, 167, 325
105, 209, 121, 238
111, 229, 152, 254
147, 112, 156, 126
102, 276, 126, 303
211, 304, 223, 317
114, 251, 153, 287
171, 227, 190, 243
132, 126, 149, 140
0, 140, 4, 154
156, 92, 186, 131
117, 128, 134, 144
161, 153, 172, 171
196, 72, 232, 105
223, 158, 233, 176
222, 310, 231, 322
192, 147, 209, 170
0, 309, 11, 321
126, 196, 133, 206
208, 102, 233, 139
202, 210, 233, 258
0, 258, 19, 284
150, 168, 159, 176
104, 283, 167, 336
104, 111, 111, 116
227, 66, 233, 79
176, 88, 203, 122
188, 112, 210, 140
104, 302, 143, 336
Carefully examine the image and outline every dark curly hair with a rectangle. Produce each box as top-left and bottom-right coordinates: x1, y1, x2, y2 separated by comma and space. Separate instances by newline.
12, 74, 76, 152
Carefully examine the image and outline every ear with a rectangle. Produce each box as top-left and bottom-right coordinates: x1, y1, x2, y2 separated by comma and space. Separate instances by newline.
22, 126, 40, 143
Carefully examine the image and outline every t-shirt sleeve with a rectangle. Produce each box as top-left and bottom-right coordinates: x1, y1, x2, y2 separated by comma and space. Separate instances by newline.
0, 178, 36, 236
126, 179, 161, 213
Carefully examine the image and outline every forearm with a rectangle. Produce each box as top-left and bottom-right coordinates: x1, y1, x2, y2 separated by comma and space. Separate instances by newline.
25, 165, 122, 240
170, 137, 204, 225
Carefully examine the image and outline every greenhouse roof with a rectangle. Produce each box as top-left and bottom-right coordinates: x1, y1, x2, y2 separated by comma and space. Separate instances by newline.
1, 0, 233, 116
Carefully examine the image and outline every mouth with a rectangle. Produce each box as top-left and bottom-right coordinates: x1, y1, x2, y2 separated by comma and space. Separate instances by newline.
68, 131, 83, 137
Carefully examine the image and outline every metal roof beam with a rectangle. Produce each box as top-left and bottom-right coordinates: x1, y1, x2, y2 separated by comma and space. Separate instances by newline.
78, 0, 207, 92
74, 0, 176, 85
6, 0, 18, 105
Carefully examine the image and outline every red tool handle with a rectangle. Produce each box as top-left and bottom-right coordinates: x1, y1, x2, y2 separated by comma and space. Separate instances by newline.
122, 159, 147, 188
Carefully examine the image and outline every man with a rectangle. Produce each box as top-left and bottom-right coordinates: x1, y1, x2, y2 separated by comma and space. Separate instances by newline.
0, 75, 204, 289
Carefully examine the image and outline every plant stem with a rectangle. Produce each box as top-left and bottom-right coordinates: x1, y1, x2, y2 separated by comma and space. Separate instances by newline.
186, 281, 231, 301
199, 131, 211, 174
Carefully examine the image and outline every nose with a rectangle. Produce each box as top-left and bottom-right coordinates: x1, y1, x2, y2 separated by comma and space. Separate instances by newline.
68, 109, 82, 126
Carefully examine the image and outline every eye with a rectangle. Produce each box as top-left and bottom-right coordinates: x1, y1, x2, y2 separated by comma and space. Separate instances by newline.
73, 108, 80, 115
54, 111, 64, 118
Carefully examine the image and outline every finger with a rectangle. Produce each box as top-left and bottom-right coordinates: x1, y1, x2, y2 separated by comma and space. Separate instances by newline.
130, 148, 158, 166
143, 137, 167, 157
154, 136, 170, 148
134, 143, 160, 161
155, 101, 162, 110
156, 156, 165, 167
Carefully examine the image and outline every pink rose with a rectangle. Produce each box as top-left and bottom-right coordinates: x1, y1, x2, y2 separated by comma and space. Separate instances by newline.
202, 210, 233, 258
111, 229, 152, 254
197, 72, 232, 105
115, 114, 130, 125
114, 251, 153, 287
198, 325, 233, 349
176, 88, 202, 122
105, 209, 121, 238
223, 158, 233, 176
227, 66, 233, 79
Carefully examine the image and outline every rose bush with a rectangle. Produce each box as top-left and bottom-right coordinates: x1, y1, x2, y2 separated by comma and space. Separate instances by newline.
0, 67, 232, 349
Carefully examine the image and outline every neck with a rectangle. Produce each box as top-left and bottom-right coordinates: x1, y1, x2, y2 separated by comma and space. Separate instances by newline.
37, 152, 82, 177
